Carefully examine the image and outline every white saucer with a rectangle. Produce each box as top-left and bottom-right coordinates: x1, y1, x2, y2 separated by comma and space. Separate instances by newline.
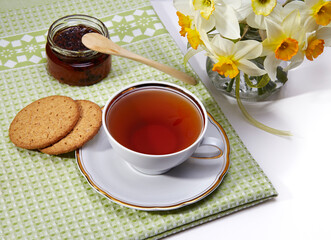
76, 113, 230, 211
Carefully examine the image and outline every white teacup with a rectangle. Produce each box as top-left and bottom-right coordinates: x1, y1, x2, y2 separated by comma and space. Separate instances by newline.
102, 81, 224, 175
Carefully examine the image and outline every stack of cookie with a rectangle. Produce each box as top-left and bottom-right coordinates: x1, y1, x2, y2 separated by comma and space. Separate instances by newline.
9, 95, 102, 155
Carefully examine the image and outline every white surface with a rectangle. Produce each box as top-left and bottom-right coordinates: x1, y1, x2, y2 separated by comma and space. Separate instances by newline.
77, 116, 229, 211
151, 1, 331, 239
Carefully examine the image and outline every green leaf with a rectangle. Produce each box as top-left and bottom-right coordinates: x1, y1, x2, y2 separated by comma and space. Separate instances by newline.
244, 73, 271, 88
276, 66, 288, 84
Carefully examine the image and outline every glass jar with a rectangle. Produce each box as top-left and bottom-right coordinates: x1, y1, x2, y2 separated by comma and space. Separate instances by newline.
46, 14, 111, 86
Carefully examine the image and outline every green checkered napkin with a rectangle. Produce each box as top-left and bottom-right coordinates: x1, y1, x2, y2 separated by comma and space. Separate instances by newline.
0, 0, 277, 239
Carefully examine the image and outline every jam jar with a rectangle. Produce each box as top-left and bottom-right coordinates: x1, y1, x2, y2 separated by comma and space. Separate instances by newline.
46, 14, 111, 86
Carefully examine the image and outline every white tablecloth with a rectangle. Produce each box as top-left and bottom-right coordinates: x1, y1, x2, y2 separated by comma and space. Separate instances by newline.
151, 1, 331, 239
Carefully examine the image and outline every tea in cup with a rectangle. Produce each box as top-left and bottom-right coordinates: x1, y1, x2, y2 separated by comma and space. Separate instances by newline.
102, 81, 224, 174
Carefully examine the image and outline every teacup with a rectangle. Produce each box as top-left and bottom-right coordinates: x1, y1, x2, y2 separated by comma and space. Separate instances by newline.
102, 81, 224, 174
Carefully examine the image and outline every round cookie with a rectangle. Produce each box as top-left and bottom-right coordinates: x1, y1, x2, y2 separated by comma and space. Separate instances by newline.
40, 100, 102, 155
9, 95, 80, 149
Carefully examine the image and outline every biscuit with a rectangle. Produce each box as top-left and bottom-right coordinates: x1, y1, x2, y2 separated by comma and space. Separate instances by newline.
9, 95, 80, 149
40, 100, 102, 155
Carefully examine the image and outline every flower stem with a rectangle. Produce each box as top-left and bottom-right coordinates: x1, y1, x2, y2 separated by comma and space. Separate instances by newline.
258, 29, 267, 41
235, 75, 292, 136
227, 77, 235, 92
239, 25, 249, 41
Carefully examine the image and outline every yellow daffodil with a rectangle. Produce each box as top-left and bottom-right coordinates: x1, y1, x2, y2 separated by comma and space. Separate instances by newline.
207, 35, 266, 78
262, 10, 305, 80
174, 0, 241, 39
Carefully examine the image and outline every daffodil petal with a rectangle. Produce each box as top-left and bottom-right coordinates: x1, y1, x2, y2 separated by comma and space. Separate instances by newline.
198, 29, 212, 50
305, 0, 321, 8
213, 4, 241, 39
184, 47, 204, 65
198, 13, 215, 32
246, 3, 282, 30
316, 27, 331, 46
304, 17, 319, 32
304, 31, 315, 49
246, 13, 266, 29
173, 0, 193, 15
283, 10, 302, 38
285, 50, 304, 70
265, 17, 284, 40
232, 0, 252, 21
267, 3, 287, 24
282, 1, 306, 15
233, 40, 263, 60
264, 54, 282, 81
237, 59, 266, 76
222, 0, 241, 10
262, 39, 278, 56
210, 35, 234, 56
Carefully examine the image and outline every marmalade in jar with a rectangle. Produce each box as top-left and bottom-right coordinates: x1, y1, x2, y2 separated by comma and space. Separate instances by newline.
46, 15, 111, 86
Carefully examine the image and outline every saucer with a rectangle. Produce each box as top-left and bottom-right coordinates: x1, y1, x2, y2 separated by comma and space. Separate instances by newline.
76, 113, 230, 211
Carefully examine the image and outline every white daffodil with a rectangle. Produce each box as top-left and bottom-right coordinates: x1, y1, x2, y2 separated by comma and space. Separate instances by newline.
206, 35, 266, 79
304, 27, 331, 61
284, 0, 331, 29
231, 0, 282, 30
285, 26, 331, 69
262, 10, 305, 80
174, 0, 241, 39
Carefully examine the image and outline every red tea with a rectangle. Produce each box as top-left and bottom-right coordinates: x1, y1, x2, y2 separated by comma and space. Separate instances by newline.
106, 86, 204, 155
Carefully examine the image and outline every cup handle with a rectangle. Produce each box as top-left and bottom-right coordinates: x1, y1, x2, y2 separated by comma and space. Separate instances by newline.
191, 137, 224, 159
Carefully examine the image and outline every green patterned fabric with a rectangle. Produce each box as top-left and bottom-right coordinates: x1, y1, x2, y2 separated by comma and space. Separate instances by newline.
0, 0, 277, 239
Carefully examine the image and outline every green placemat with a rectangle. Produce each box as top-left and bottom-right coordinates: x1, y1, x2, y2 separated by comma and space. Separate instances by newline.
0, 0, 277, 239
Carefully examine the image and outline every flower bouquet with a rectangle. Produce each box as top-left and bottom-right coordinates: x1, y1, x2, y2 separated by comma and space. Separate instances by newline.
174, 0, 331, 135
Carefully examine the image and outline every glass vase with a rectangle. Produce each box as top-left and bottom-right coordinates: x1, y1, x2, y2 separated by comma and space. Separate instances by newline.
206, 57, 288, 101
205, 25, 289, 101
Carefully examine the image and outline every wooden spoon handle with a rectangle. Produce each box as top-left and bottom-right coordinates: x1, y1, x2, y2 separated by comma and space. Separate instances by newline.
82, 33, 197, 85
119, 48, 197, 85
